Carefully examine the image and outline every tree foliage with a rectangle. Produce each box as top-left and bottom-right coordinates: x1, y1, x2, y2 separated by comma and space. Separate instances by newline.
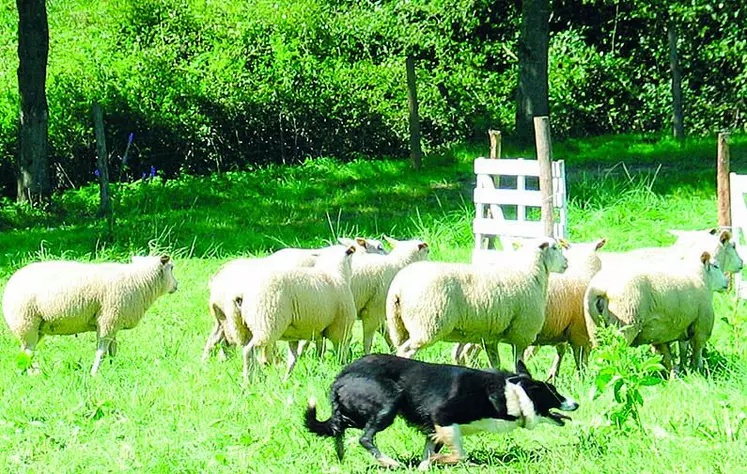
0, 0, 744, 197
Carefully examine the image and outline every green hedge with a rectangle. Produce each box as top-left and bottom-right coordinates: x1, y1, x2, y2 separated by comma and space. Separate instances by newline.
0, 0, 744, 197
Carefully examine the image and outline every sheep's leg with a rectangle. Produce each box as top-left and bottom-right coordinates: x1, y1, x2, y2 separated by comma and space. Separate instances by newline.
547, 344, 566, 381
571, 345, 587, 374
108, 338, 118, 358
690, 337, 707, 372
396, 338, 429, 359
654, 343, 676, 378
284, 341, 300, 381
523, 345, 539, 361
677, 340, 690, 373
19, 328, 41, 374
242, 338, 262, 382
91, 337, 113, 376
485, 343, 502, 369
512, 343, 531, 373
314, 338, 326, 358
20, 329, 40, 358
201, 321, 225, 362
452, 343, 466, 365
361, 315, 380, 355
296, 340, 309, 358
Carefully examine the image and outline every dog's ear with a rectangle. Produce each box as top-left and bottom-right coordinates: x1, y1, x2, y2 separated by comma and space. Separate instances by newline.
516, 360, 531, 378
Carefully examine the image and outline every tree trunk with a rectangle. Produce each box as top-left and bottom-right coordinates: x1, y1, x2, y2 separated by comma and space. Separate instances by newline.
668, 18, 684, 141
406, 56, 422, 169
16, 0, 50, 203
516, 0, 550, 146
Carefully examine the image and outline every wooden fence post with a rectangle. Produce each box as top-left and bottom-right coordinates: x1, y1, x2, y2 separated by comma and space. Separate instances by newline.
533, 116, 554, 238
489, 130, 502, 160
92, 103, 113, 239
406, 56, 422, 169
718, 132, 731, 228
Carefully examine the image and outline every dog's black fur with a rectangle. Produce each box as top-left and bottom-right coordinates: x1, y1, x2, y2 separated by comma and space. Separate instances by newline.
305, 354, 577, 466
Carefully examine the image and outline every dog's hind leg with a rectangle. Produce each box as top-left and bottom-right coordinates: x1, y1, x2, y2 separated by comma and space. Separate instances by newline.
359, 407, 400, 468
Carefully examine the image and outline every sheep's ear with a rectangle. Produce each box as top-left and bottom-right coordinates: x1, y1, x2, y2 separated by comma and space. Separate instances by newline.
595, 238, 608, 251
708, 228, 719, 235
516, 360, 532, 378
538, 241, 550, 251
345, 246, 357, 255
383, 235, 399, 247
355, 237, 367, 247
233, 296, 243, 310
701, 251, 711, 265
160, 255, 171, 265
418, 242, 428, 250
720, 230, 732, 244
337, 237, 354, 246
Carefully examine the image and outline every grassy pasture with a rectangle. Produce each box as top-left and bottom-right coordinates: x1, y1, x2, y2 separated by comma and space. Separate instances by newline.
0, 134, 746, 473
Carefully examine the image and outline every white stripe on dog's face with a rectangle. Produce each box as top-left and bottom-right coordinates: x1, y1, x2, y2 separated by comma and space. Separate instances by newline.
560, 397, 579, 411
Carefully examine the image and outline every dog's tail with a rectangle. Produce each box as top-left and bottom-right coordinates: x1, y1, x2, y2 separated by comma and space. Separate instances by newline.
304, 398, 346, 459
386, 289, 409, 349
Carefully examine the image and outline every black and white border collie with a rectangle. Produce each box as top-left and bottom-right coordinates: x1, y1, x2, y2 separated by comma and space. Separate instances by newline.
305, 354, 578, 470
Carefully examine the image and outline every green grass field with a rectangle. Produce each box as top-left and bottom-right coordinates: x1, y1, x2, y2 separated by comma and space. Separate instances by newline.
1, 134, 746, 473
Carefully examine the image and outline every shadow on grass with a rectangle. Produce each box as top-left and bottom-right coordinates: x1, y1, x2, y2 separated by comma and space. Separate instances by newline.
1, 133, 745, 272
397, 444, 552, 469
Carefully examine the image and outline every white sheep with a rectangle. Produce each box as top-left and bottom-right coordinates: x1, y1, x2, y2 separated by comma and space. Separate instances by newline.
349, 236, 430, 354
2, 255, 178, 375
584, 251, 728, 373
233, 246, 358, 380
453, 239, 607, 379
268, 237, 388, 267
387, 239, 568, 371
599, 229, 742, 273
201, 237, 385, 361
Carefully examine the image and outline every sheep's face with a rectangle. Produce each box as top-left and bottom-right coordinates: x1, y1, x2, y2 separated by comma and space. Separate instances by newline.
702, 252, 729, 293
714, 230, 743, 273
160, 256, 179, 293
539, 241, 568, 274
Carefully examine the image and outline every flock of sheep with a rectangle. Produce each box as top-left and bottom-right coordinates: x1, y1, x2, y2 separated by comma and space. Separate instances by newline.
1, 229, 741, 380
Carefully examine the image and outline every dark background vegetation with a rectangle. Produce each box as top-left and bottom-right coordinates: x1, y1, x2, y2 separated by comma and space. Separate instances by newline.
0, 0, 745, 198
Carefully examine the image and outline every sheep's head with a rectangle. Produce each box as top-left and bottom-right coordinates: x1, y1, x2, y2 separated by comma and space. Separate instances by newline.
338, 237, 388, 255
702, 251, 729, 293
160, 255, 179, 293
384, 236, 430, 261
538, 239, 568, 274
714, 230, 744, 273
563, 238, 607, 275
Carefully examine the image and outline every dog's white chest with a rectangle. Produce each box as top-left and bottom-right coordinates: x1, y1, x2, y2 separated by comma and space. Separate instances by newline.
459, 418, 521, 436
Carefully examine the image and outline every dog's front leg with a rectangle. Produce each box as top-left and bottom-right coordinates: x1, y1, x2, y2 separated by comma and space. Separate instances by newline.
417, 436, 444, 471
428, 424, 465, 466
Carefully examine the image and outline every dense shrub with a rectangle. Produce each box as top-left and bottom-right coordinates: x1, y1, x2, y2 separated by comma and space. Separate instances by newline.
0, 0, 744, 197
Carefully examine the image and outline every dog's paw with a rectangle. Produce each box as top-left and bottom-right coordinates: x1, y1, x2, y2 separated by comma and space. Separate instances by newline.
417, 459, 432, 471
376, 455, 401, 469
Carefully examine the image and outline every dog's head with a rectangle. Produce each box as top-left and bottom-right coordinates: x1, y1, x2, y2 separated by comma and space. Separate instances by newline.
501, 361, 579, 427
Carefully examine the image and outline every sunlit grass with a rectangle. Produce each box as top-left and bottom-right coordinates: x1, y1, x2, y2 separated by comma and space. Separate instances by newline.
0, 133, 746, 472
